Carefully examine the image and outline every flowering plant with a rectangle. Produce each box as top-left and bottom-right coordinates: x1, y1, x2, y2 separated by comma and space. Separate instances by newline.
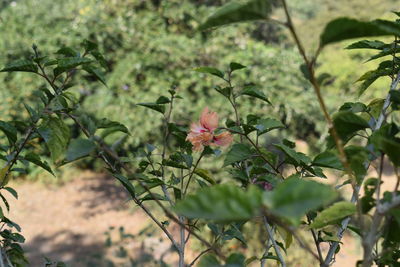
186, 107, 233, 151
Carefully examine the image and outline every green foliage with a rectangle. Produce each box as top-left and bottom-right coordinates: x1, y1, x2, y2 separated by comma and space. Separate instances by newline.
175, 184, 263, 222
320, 18, 400, 47
198, 0, 272, 31
312, 151, 343, 170
310, 201, 356, 229
223, 144, 253, 166
65, 138, 96, 162
330, 111, 370, 146
38, 116, 71, 163
263, 178, 337, 225
0, 59, 38, 73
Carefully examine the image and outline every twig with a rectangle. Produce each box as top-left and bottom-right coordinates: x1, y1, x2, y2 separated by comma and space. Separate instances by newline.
183, 154, 203, 195
263, 216, 286, 267
0, 249, 4, 267
160, 94, 175, 205
188, 248, 211, 267
260, 235, 273, 267
178, 215, 186, 267
307, 215, 323, 264
280, 0, 353, 185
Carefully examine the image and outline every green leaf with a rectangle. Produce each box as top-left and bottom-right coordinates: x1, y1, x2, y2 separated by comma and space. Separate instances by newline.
0, 121, 17, 145
198, 254, 220, 267
339, 102, 367, 113
0, 193, 9, 212
194, 168, 216, 185
357, 68, 393, 96
230, 62, 246, 72
330, 111, 370, 146
320, 18, 400, 47
83, 65, 107, 87
66, 138, 96, 162
24, 103, 40, 122
214, 86, 232, 99
156, 96, 171, 104
137, 103, 165, 114
53, 57, 92, 77
140, 193, 166, 202
113, 174, 135, 197
198, 0, 272, 31
239, 86, 271, 104
194, 67, 224, 79
56, 47, 79, 57
390, 90, 400, 110
313, 151, 343, 170
263, 178, 337, 225
38, 117, 70, 163
90, 50, 108, 70
345, 146, 369, 183
0, 166, 10, 187
366, 47, 400, 62
97, 118, 129, 132
223, 144, 253, 166
346, 40, 387, 50
83, 39, 98, 53
24, 153, 54, 176
3, 187, 18, 199
136, 178, 164, 196
274, 143, 311, 166
371, 135, 400, 166
255, 118, 284, 135
310, 201, 356, 229
162, 159, 188, 169
0, 59, 38, 73
225, 253, 245, 267
175, 184, 262, 222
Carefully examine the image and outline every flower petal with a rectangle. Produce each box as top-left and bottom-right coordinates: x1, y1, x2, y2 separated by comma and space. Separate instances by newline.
187, 131, 213, 152
213, 131, 233, 147
190, 123, 207, 134
200, 107, 219, 132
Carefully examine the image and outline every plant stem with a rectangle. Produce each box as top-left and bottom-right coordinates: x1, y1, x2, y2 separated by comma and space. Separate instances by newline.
183, 153, 203, 196
160, 94, 176, 205
263, 216, 286, 267
280, 0, 352, 183
307, 215, 323, 264
188, 248, 211, 267
178, 215, 186, 267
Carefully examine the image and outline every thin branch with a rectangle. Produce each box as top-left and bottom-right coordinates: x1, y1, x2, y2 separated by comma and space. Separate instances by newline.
160, 94, 176, 206
280, 0, 353, 186
0, 249, 4, 267
188, 248, 211, 267
263, 216, 286, 267
183, 154, 203, 196
307, 215, 323, 264
178, 215, 186, 267
182, 153, 203, 196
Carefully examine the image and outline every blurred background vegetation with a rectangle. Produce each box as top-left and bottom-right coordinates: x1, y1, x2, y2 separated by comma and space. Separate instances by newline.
0, 0, 397, 179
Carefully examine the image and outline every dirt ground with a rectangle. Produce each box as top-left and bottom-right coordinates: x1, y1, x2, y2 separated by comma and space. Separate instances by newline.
7, 168, 394, 267
8, 172, 177, 266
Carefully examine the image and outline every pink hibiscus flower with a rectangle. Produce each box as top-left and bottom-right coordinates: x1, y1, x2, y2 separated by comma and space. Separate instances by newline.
186, 107, 233, 152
